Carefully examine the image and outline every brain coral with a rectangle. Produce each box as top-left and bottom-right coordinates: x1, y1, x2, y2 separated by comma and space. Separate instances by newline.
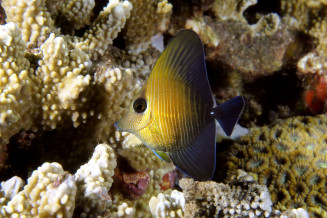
226, 115, 327, 216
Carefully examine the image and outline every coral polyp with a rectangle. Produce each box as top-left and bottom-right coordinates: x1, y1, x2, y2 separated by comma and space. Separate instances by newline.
227, 115, 327, 215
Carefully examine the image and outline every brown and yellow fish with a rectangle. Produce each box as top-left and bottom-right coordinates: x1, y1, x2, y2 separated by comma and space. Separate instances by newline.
115, 30, 245, 181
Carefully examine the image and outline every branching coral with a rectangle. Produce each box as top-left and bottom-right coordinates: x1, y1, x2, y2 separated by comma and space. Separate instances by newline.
36, 33, 91, 128
227, 115, 327, 216
2, 0, 326, 217
2, 0, 56, 47
60, 0, 95, 30
0, 176, 24, 206
149, 190, 185, 218
0, 22, 39, 144
74, 143, 116, 217
0, 142, 177, 217
0, 0, 169, 146
0, 162, 77, 217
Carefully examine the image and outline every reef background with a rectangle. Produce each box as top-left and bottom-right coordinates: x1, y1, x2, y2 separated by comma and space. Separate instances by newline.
0, 0, 326, 217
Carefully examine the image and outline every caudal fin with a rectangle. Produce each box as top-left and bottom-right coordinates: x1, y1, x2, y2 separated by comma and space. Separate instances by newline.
213, 96, 245, 136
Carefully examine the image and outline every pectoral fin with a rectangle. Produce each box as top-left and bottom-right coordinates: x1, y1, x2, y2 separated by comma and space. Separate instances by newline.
152, 149, 171, 163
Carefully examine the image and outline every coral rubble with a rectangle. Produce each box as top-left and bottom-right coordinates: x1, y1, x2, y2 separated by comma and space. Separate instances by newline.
180, 169, 274, 217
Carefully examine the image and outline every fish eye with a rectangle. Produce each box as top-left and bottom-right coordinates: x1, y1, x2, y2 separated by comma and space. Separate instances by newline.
133, 98, 147, 113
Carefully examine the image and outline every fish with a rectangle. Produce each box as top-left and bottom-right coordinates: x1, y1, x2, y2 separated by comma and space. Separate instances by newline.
114, 29, 245, 181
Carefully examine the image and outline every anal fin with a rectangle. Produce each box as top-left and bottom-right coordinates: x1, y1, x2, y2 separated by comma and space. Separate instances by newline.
169, 120, 216, 181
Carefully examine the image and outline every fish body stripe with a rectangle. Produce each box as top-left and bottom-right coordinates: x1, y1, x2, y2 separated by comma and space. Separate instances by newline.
141, 74, 210, 152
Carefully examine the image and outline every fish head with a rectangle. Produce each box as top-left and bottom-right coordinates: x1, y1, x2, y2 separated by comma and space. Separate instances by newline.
114, 88, 152, 134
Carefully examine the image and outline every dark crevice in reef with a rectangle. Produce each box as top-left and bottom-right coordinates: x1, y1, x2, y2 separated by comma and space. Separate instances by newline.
243, 0, 281, 24
243, 68, 305, 126
206, 60, 232, 94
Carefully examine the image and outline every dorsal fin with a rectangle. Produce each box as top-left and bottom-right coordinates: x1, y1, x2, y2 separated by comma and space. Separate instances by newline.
149, 29, 214, 106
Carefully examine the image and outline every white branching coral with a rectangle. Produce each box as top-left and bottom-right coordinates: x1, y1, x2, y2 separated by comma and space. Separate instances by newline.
0, 162, 77, 217
74, 143, 117, 217
68, 0, 133, 60
0, 176, 24, 204
61, 0, 95, 30
2, 0, 56, 47
0, 22, 38, 144
0, 0, 137, 143
149, 190, 185, 218
36, 33, 91, 129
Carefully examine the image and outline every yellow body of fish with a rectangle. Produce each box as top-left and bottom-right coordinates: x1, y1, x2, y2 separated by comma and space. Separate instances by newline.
137, 76, 210, 151
115, 30, 244, 181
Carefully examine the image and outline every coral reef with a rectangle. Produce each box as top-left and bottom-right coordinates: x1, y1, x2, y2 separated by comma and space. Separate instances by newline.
1, 0, 327, 217
74, 143, 116, 216
0, 22, 39, 144
0, 162, 77, 217
179, 169, 274, 217
280, 0, 327, 114
123, 0, 172, 54
0, 0, 170, 179
278, 208, 310, 218
0, 143, 177, 217
149, 190, 185, 218
226, 115, 327, 216
183, 0, 293, 78
0, 0, 173, 144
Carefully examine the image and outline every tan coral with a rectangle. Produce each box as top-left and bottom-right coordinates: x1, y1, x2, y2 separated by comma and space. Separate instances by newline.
123, 0, 172, 54
119, 144, 171, 171
0, 176, 24, 207
2, 0, 56, 47
69, 0, 133, 60
36, 33, 91, 129
185, 0, 292, 78
61, 0, 95, 30
0, 162, 77, 217
0, 22, 39, 144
